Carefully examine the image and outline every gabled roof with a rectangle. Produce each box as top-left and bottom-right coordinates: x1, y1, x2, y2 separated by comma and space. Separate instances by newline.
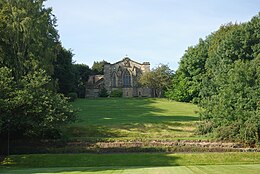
110, 57, 149, 66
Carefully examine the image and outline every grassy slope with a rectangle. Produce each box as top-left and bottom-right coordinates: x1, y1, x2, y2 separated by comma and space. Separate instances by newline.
65, 98, 202, 141
1, 153, 260, 174
1, 99, 259, 173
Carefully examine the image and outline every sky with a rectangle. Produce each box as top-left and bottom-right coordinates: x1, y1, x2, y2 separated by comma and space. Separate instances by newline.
44, 0, 259, 70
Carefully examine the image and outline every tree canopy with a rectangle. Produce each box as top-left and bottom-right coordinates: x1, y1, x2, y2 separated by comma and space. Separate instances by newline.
140, 64, 173, 97
0, 0, 59, 80
91, 60, 108, 75
0, 0, 77, 139
166, 13, 260, 143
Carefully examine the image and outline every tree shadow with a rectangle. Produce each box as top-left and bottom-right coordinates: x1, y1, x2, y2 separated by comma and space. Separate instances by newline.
67, 98, 199, 141
1, 98, 200, 154
0, 153, 181, 173
74, 98, 199, 125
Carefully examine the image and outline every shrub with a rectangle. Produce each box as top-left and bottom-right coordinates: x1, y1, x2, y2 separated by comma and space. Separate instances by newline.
110, 89, 123, 97
68, 92, 78, 102
99, 87, 108, 97
0, 67, 77, 139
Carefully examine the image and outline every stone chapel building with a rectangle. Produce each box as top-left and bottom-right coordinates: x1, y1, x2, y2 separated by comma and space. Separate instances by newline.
86, 57, 152, 97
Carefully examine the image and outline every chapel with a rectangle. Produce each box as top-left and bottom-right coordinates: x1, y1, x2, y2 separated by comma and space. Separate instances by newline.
86, 57, 152, 97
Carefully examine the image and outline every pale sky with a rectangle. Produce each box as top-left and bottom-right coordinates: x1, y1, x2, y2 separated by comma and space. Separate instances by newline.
44, 0, 259, 70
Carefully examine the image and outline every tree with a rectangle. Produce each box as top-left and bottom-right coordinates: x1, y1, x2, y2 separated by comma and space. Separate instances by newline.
0, 0, 59, 80
0, 0, 77, 139
197, 13, 260, 143
166, 13, 259, 143
53, 47, 74, 95
91, 60, 108, 74
72, 64, 92, 98
0, 67, 76, 138
166, 39, 208, 102
140, 64, 173, 97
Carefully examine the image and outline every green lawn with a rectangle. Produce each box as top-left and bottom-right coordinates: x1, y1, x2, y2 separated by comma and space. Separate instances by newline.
65, 98, 202, 142
1, 99, 259, 173
1, 153, 260, 174
1, 165, 260, 174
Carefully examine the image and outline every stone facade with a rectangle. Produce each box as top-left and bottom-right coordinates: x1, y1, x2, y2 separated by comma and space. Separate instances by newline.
85, 75, 104, 97
86, 57, 151, 97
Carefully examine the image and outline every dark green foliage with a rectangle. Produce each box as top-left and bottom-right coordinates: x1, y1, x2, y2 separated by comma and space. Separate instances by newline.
53, 47, 75, 95
140, 64, 173, 97
99, 87, 109, 97
72, 64, 92, 98
198, 14, 260, 143
166, 24, 239, 103
166, 39, 209, 102
168, 13, 260, 143
0, 0, 77, 139
68, 92, 78, 102
110, 89, 123, 97
0, 0, 59, 80
0, 67, 76, 138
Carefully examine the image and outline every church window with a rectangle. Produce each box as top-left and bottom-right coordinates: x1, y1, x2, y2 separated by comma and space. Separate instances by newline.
123, 70, 131, 87
112, 73, 117, 87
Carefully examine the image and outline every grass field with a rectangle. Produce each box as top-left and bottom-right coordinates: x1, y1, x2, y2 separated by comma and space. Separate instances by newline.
1, 99, 259, 173
1, 165, 260, 174
1, 153, 260, 174
65, 98, 202, 142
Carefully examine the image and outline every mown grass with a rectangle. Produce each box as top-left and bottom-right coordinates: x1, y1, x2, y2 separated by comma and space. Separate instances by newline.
1, 165, 260, 174
64, 98, 202, 142
2, 152, 260, 167
1, 153, 260, 173
2, 164, 260, 174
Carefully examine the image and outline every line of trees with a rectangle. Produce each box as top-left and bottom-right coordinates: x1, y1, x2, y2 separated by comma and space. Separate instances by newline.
166, 13, 260, 144
0, 0, 93, 139
1, 0, 258, 145
0, 0, 113, 140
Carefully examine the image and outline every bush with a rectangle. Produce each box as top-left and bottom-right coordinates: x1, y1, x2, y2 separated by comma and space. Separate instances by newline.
110, 89, 123, 97
0, 67, 77, 139
99, 87, 108, 97
68, 92, 78, 102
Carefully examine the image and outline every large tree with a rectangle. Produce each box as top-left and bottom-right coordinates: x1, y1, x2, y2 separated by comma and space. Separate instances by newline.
72, 64, 92, 98
53, 47, 75, 95
166, 39, 208, 102
0, 0, 76, 139
140, 64, 173, 97
198, 14, 260, 143
91, 60, 108, 75
166, 13, 259, 143
0, 0, 59, 80
0, 67, 76, 138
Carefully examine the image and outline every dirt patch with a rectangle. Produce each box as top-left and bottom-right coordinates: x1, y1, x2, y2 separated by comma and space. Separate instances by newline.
2, 139, 259, 154
67, 140, 260, 153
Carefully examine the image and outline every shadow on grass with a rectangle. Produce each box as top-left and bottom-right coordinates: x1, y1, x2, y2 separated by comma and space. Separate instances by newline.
0, 153, 181, 173
73, 98, 199, 125
0, 98, 200, 155
66, 98, 199, 140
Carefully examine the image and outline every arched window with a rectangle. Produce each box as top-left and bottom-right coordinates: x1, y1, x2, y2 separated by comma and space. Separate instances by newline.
123, 70, 131, 87
112, 73, 117, 87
